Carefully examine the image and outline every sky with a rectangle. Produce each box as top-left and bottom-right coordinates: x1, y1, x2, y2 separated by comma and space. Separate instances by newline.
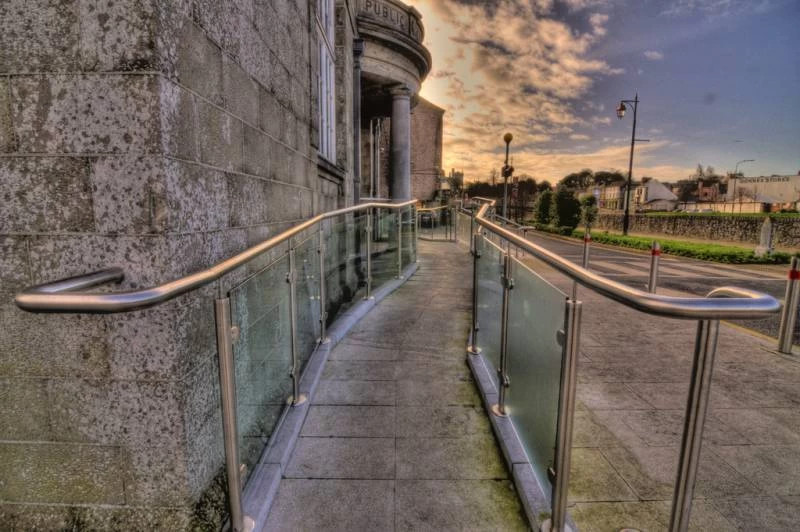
406, 0, 800, 184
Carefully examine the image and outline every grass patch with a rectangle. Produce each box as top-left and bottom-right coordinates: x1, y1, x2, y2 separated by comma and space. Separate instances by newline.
573, 230, 792, 264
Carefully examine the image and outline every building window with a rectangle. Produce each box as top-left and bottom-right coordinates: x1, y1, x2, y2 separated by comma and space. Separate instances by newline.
317, 0, 336, 163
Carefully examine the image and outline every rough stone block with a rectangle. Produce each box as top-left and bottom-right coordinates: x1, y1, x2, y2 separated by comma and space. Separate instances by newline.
120, 443, 191, 506
222, 55, 259, 122
1, 157, 94, 233
259, 89, 283, 140
47, 378, 184, 447
0, 378, 50, 440
0, 1, 79, 73
0, 504, 192, 531
176, 19, 223, 105
192, 0, 241, 57
159, 79, 200, 161
28, 234, 168, 288
243, 125, 272, 178
90, 155, 167, 235
197, 100, 244, 171
78, 0, 159, 72
0, 78, 15, 152
0, 237, 31, 302
11, 74, 160, 154
0, 442, 124, 504
164, 158, 229, 232
0, 305, 110, 379
236, 15, 272, 92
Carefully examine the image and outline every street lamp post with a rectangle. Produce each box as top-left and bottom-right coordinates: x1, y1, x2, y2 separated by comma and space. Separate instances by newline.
730, 159, 755, 202
616, 93, 648, 236
502, 133, 514, 220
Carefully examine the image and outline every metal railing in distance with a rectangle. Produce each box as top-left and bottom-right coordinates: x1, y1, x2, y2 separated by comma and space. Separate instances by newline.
14, 199, 418, 532
463, 197, 780, 532
416, 204, 458, 242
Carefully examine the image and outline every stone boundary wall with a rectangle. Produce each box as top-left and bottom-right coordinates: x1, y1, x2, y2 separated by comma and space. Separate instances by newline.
1, 0, 355, 529
595, 213, 800, 248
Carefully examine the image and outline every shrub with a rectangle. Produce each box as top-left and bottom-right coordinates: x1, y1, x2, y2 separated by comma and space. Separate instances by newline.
535, 190, 553, 225
550, 187, 581, 230
580, 195, 598, 229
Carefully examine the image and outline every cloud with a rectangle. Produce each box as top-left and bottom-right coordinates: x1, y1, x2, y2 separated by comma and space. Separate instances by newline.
570, 134, 591, 140
644, 50, 664, 60
661, 0, 779, 17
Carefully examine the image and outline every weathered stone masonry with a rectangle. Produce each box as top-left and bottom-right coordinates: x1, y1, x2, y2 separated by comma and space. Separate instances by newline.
1, 0, 356, 529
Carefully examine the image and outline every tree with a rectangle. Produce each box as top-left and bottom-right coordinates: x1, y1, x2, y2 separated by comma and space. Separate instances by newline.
560, 169, 594, 190
581, 195, 598, 230
535, 189, 554, 225
537, 180, 552, 193
594, 170, 626, 186
550, 186, 581, 230
676, 179, 697, 202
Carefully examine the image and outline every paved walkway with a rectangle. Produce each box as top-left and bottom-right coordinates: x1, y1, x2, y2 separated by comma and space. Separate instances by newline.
523, 254, 800, 531
265, 241, 528, 530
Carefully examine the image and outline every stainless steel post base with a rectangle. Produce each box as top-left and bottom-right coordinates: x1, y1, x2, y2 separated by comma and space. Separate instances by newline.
467, 345, 481, 355
287, 394, 308, 407
490, 404, 508, 417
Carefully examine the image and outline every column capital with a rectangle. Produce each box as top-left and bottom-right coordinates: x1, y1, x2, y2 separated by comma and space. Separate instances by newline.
390, 85, 412, 99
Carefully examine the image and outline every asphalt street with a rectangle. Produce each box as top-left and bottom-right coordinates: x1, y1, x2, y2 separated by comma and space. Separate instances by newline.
520, 231, 798, 346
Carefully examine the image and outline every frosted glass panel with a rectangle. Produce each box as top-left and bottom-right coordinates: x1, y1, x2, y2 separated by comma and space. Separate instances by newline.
476, 235, 504, 389
505, 256, 568, 494
229, 254, 292, 482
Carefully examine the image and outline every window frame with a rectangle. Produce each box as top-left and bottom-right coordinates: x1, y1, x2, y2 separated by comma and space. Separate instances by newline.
316, 0, 336, 163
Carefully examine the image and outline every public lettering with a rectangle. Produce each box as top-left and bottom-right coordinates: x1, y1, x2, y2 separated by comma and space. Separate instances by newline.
361, 0, 412, 35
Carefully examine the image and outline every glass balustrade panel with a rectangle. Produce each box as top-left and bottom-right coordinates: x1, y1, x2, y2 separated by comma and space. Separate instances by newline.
371, 209, 399, 286
505, 256, 569, 494
401, 206, 415, 267
324, 214, 367, 324
476, 234, 504, 389
294, 232, 322, 375
229, 254, 292, 483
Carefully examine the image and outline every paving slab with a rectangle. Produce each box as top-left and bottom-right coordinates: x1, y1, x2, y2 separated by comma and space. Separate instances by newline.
265, 241, 527, 530
395, 479, 528, 531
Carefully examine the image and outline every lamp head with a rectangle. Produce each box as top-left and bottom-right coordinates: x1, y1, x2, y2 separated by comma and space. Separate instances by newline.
503, 132, 513, 145
616, 102, 626, 120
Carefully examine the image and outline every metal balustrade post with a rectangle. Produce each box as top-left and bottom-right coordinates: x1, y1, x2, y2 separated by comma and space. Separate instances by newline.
648, 241, 661, 294
669, 319, 720, 532
550, 298, 583, 532
287, 240, 307, 406
214, 297, 246, 532
452, 207, 457, 242
571, 232, 591, 300
413, 206, 419, 262
778, 256, 799, 354
470, 212, 476, 254
397, 210, 403, 278
365, 211, 374, 298
491, 251, 513, 417
318, 223, 329, 343
468, 232, 482, 355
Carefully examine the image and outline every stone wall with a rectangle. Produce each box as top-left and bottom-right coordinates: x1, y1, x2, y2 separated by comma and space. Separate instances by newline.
1, 0, 354, 528
595, 213, 800, 248
410, 97, 443, 202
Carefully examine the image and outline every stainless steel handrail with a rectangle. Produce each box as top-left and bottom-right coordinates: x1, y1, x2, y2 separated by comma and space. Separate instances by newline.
15, 200, 417, 314
471, 199, 781, 320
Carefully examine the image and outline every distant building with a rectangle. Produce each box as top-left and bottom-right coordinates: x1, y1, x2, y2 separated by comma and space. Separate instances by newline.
728, 173, 800, 208
598, 185, 624, 210
634, 178, 678, 211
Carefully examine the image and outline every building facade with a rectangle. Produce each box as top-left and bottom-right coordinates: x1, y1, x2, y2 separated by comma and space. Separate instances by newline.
0, 0, 431, 528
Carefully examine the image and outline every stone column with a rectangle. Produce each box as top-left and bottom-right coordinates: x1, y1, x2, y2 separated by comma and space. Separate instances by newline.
390, 85, 412, 200
353, 39, 364, 204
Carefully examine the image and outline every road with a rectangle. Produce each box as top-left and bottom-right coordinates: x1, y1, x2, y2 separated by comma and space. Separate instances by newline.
520, 231, 797, 345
